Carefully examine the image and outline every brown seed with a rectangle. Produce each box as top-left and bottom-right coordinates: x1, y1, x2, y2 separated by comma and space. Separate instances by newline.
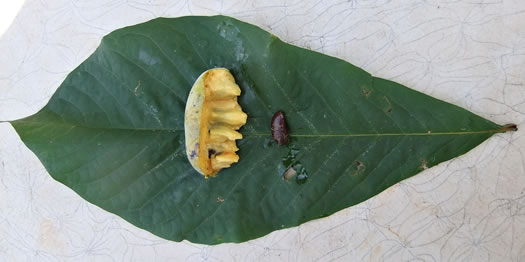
271, 111, 289, 145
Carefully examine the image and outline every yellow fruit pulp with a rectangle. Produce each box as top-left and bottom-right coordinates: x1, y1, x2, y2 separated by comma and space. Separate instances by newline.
185, 68, 247, 178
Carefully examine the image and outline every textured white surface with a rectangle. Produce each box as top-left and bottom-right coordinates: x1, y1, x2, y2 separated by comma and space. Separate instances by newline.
1, 0, 525, 261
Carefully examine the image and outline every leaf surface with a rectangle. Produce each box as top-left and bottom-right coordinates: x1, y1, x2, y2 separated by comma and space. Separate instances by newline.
11, 16, 508, 244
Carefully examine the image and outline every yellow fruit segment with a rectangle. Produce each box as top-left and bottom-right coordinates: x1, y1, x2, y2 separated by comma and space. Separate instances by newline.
211, 152, 240, 170
204, 69, 241, 98
185, 68, 247, 178
210, 126, 243, 141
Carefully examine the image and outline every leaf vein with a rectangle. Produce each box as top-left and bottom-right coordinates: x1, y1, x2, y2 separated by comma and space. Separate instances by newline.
184, 148, 276, 237
104, 46, 186, 104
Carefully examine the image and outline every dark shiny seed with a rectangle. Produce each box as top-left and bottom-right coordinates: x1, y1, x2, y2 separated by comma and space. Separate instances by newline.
271, 111, 289, 145
208, 149, 216, 158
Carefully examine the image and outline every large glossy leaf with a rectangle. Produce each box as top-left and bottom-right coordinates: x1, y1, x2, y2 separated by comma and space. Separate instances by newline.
10, 16, 514, 244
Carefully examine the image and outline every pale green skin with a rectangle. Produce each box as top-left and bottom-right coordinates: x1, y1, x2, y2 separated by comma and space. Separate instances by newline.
184, 70, 206, 175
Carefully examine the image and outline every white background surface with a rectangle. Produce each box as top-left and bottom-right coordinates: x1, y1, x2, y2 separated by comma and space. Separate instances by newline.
1, 0, 525, 261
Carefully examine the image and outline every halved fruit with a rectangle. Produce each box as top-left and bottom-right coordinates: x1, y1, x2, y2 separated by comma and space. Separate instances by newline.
184, 68, 248, 178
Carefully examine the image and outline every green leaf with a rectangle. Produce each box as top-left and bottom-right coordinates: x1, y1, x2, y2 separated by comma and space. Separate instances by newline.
10, 16, 514, 244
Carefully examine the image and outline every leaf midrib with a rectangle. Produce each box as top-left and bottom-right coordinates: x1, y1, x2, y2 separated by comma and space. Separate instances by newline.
244, 128, 507, 137
13, 119, 506, 136
12, 120, 184, 132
